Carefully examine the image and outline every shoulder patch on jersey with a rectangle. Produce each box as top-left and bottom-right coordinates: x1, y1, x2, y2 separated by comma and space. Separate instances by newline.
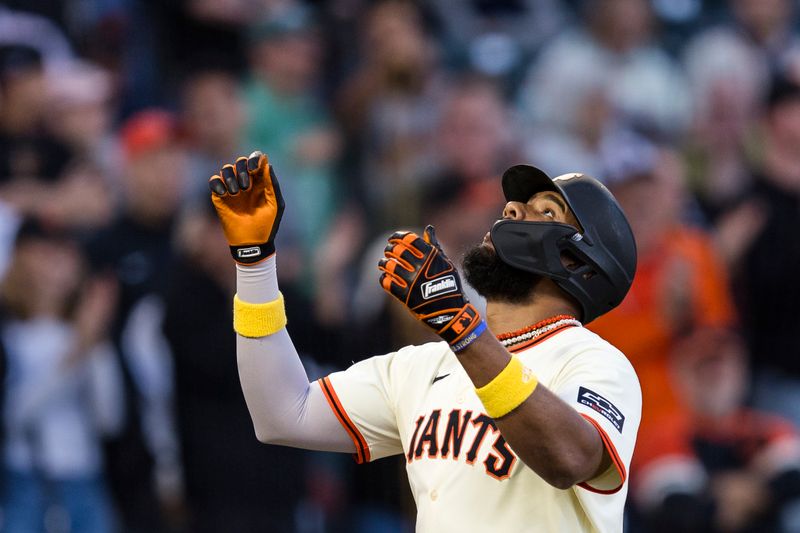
577, 387, 625, 433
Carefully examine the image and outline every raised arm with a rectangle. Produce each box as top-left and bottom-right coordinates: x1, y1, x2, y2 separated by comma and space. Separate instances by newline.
378, 226, 608, 488
209, 152, 353, 452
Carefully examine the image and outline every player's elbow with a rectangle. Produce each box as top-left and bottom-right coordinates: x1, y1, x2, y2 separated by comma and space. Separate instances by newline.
545, 471, 583, 490
542, 433, 607, 489
538, 455, 598, 490
254, 426, 276, 444
253, 422, 289, 445
557, 479, 580, 490
253, 418, 308, 446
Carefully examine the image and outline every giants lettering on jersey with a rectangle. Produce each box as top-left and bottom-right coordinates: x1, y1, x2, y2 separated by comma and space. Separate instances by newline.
406, 409, 517, 480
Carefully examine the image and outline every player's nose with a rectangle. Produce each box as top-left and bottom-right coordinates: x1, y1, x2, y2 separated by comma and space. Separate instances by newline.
502, 201, 525, 221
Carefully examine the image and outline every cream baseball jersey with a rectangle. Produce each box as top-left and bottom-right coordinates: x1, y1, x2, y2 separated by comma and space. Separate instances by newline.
320, 324, 642, 533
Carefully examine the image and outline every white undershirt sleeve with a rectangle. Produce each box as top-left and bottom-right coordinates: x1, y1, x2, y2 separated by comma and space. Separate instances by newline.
234, 257, 355, 453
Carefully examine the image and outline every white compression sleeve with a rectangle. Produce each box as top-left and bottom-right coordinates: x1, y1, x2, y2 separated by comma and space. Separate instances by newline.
236, 259, 279, 303
235, 257, 355, 452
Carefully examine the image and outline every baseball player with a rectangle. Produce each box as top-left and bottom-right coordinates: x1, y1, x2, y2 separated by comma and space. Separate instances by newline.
209, 152, 641, 532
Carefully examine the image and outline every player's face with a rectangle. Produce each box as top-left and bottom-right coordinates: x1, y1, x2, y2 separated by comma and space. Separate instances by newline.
504, 191, 580, 227
478, 191, 580, 250
463, 190, 579, 304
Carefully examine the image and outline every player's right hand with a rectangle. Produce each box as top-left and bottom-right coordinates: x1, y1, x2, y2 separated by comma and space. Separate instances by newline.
209, 151, 285, 265
379, 225, 486, 352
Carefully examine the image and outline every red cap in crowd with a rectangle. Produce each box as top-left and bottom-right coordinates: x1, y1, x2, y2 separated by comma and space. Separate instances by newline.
119, 109, 179, 160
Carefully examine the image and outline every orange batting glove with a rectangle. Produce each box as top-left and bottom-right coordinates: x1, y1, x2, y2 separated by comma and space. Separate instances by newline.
209, 151, 285, 265
378, 225, 487, 352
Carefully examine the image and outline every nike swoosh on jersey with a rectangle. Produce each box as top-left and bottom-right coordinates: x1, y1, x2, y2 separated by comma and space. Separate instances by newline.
431, 373, 450, 384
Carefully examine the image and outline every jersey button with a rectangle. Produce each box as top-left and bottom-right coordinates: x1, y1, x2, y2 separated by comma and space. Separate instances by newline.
430, 489, 438, 501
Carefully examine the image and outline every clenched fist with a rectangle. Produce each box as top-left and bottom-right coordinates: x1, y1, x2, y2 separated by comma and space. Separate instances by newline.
209, 151, 285, 265
378, 225, 486, 352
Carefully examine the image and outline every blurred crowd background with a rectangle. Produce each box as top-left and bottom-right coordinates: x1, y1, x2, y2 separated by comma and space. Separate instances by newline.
1, 0, 800, 531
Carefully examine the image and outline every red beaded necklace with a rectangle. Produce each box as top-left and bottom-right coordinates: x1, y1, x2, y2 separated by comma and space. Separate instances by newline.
496, 314, 581, 348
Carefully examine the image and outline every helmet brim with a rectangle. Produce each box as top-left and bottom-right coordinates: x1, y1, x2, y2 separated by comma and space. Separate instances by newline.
501, 165, 557, 203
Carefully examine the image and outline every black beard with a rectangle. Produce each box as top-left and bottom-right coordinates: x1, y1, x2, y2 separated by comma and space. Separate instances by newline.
462, 242, 541, 304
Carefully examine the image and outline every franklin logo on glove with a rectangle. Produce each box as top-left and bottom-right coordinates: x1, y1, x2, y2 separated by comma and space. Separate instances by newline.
237, 247, 262, 259
421, 275, 457, 299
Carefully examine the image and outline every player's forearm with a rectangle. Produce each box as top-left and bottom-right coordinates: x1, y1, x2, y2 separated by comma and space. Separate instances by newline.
498, 382, 608, 488
235, 260, 354, 452
457, 333, 606, 489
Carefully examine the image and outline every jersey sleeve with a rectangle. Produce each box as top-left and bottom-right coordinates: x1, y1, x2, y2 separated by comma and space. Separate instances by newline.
541, 345, 642, 494
320, 350, 406, 463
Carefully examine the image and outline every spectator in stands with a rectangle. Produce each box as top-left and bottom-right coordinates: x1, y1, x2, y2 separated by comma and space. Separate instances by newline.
682, 43, 763, 219
634, 328, 800, 533
87, 110, 186, 533
0, 45, 73, 198
180, 66, 247, 200
35, 159, 115, 233
245, 3, 341, 291
682, 0, 800, 217
1, 219, 120, 533
519, 0, 690, 176
726, 69, 800, 432
38, 61, 117, 231
44, 60, 119, 180
0, 5, 73, 68
337, 0, 446, 228
589, 136, 736, 445
729, 0, 800, 69
163, 202, 307, 532
0, 46, 112, 271
366, 75, 516, 229
428, 0, 566, 83
432, 76, 519, 193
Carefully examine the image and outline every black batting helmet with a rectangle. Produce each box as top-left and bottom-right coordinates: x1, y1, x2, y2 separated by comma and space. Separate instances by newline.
490, 165, 637, 324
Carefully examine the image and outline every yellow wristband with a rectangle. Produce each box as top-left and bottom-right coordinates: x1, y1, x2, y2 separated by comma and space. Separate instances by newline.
233, 292, 287, 338
475, 355, 538, 419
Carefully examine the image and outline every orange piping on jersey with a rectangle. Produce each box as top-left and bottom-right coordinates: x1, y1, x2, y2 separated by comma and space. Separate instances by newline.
506, 324, 577, 354
319, 377, 371, 464
577, 413, 626, 495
